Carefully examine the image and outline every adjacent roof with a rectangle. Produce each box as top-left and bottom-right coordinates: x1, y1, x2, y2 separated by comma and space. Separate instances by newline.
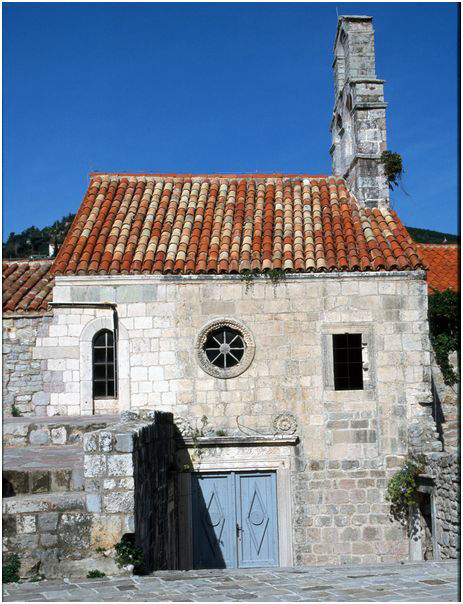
52, 174, 424, 275
3, 260, 54, 314
416, 244, 459, 293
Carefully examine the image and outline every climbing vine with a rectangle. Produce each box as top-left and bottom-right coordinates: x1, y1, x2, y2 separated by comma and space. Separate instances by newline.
428, 288, 460, 385
240, 268, 287, 292
380, 150, 404, 190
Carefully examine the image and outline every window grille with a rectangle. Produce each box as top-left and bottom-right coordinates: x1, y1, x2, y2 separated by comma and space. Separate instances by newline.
92, 329, 117, 398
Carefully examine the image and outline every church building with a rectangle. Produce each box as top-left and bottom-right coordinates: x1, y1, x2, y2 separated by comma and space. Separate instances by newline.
3, 16, 458, 574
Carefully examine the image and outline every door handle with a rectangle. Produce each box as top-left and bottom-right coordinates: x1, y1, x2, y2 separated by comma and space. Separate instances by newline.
236, 523, 242, 540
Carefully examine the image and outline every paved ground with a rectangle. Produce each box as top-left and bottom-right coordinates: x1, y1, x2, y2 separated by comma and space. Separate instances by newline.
2, 561, 459, 602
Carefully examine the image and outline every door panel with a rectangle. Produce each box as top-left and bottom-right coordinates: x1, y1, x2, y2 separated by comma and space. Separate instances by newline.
236, 472, 279, 567
192, 471, 278, 569
192, 473, 237, 569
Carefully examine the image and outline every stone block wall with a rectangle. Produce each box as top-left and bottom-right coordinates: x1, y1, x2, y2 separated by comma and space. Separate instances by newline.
423, 452, 460, 560
2, 491, 120, 578
431, 351, 459, 452
3, 315, 51, 416
291, 455, 409, 565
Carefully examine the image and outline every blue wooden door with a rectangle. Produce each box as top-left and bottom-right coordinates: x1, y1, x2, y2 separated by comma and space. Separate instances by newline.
192, 471, 278, 569
236, 471, 279, 568
192, 473, 237, 568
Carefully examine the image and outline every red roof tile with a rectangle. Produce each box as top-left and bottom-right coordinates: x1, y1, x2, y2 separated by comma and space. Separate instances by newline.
415, 244, 460, 293
3, 260, 54, 314
52, 174, 425, 276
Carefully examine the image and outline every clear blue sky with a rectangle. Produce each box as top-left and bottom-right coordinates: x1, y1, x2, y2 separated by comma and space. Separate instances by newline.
3, 2, 459, 238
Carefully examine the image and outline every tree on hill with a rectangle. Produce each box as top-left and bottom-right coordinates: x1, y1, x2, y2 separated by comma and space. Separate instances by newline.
3, 213, 75, 259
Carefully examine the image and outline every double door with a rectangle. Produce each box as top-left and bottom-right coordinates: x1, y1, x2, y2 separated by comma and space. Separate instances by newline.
192, 471, 278, 569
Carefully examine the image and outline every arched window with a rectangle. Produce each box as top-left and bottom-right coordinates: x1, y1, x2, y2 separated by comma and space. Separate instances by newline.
92, 329, 117, 398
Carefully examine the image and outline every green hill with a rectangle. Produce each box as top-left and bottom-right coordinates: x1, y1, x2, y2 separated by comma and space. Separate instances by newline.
3, 213, 75, 259
405, 226, 459, 244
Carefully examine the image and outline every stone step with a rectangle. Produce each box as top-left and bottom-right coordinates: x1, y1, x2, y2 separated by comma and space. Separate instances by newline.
2, 490, 87, 518
3, 414, 119, 448
3, 445, 84, 496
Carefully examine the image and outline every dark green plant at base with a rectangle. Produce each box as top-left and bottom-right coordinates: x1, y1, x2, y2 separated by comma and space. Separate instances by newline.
114, 534, 144, 574
3, 554, 21, 583
428, 289, 460, 385
386, 459, 423, 524
87, 569, 106, 578
11, 405, 22, 417
380, 151, 404, 190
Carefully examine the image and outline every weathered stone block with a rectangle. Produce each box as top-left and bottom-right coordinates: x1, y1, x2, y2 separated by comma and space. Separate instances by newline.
107, 455, 133, 477
29, 430, 50, 446
30, 471, 51, 494
103, 491, 134, 514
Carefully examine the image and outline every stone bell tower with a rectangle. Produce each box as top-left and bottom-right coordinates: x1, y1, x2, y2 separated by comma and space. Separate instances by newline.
330, 16, 389, 208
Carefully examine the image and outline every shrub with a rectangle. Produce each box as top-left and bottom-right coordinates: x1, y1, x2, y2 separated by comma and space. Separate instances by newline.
428, 289, 459, 385
114, 534, 144, 574
386, 459, 423, 524
87, 569, 106, 578
3, 554, 21, 583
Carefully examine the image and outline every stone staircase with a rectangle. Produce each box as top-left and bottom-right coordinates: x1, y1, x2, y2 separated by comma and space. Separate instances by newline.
2, 415, 119, 577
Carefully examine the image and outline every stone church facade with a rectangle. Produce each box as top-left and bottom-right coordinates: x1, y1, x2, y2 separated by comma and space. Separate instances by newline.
3, 16, 458, 573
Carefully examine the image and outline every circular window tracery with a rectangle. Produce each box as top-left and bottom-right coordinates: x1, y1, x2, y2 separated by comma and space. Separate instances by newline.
196, 318, 255, 379
204, 328, 245, 369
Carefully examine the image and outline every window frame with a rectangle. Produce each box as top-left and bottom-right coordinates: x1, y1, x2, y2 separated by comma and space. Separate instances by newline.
92, 329, 118, 399
322, 323, 374, 392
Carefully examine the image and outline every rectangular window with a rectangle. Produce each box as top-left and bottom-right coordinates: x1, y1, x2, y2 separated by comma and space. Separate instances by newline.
332, 333, 363, 391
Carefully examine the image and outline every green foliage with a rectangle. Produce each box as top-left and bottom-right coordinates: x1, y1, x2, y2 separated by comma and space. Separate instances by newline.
3, 554, 21, 583
406, 226, 459, 244
215, 429, 227, 436
114, 534, 144, 574
240, 268, 287, 292
11, 405, 22, 417
87, 569, 106, 578
428, 289, 460, 385
380, 151, 403, 190
2, 213, 75, 259
29, 574, 45, 582
386, 459, 423, 523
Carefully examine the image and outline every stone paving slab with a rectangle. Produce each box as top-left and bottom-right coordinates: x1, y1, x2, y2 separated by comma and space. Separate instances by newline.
2, 561, 459, 602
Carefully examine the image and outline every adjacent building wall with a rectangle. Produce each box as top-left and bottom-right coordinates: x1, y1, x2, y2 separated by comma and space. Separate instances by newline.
3, 315, 51, 416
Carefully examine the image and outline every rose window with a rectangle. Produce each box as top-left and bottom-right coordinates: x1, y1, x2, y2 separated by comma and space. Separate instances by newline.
196, 318, 255, 379
204, 328, 245, 369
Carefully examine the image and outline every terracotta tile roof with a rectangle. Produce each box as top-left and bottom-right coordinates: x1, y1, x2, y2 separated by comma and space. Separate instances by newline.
415, 244, 460, 293
52, 174, 425, 276
3, 260, 54, 314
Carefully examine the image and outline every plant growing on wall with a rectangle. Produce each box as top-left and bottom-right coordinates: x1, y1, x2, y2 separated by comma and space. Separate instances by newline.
428, 288, 460, 386
386, 458, 423, 523
240, 268, 287, 292
380, 150, 404, 190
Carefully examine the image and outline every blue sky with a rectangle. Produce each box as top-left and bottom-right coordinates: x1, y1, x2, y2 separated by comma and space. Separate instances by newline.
3, 2, 459, 238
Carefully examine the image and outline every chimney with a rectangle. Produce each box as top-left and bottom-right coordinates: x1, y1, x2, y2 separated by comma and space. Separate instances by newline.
330, 16, 389, 208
